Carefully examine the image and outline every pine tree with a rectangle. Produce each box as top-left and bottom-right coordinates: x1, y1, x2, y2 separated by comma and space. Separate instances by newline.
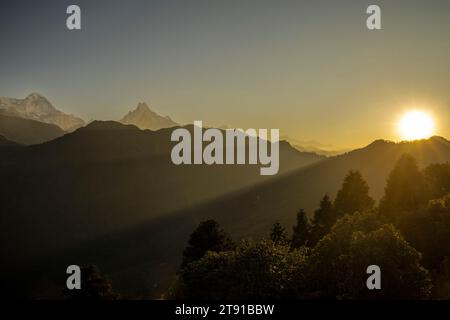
334, 170, 374, 219
310, 194, 335, 245
270, 221, 288, 245
379, 154, 427, 219
291, 209, 311, 248
181, 219, 235, 268
422, 163, 450, 199
313, 194, 334, 228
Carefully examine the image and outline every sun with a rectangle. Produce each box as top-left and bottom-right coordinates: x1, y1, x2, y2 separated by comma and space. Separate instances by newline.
398, 110, 435, 141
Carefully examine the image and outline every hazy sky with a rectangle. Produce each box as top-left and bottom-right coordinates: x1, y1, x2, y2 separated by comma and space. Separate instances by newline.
1, 0, 449, 149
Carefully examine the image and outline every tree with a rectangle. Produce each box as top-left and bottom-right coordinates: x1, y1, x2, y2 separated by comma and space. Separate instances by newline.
379, 154, 427, 220
345, 225, 431, 299
423, 163, 450, 199
175, 251, 235, 300
379, 157, 449, 271
334, 170, 374, 219
299, 211, 431, 299
169, 205, 434, 300
270, 221, 288, 245
433, 257, 450, 299
64, 265, 119, 300
230, 240, 304, 299
398, 193, 450, 270
313, 194, 334, 228
291, 209, 311, 248
170, 240, 306, 300
310, 194, 335, 245
181, 219, 235, 269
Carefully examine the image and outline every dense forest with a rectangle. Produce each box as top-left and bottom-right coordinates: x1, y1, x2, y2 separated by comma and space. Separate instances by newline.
162, 154, 450, 300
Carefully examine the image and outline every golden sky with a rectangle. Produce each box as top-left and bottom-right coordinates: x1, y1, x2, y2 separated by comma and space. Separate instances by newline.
1, 0, 449, 149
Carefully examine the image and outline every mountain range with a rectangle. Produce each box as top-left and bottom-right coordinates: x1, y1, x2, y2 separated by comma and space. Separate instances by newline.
0, 93, 182, 145
0, 120, 323, 277
281, 136, 350, 156
7, 91, 441, 163
1, 93, 449, 299
0, 93, 344, 156
0, 116, 448, 298
0, 93, 85, 131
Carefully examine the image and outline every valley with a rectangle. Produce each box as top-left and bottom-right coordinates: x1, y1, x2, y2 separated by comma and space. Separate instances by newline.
0, 122, 447, 298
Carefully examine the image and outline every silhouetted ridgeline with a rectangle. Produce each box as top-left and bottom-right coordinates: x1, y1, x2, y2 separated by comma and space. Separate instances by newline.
0, 121, 321, 292
0, 112, 65, 145
0, 124, 448, 298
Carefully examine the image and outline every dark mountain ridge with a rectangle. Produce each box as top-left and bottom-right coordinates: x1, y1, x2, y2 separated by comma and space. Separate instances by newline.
0, 121, 323, 267
1, 131, 448, 298
0, 112, 66, 145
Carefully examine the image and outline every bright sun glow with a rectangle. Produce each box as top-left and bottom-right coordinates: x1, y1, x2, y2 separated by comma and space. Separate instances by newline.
398, 110, 435, 141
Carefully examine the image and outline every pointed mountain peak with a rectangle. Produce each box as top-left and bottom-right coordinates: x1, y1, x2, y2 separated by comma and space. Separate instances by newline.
0, 93, 85, 131
119, 102, 179, 131
135, 102, 151, 112
25, 92, 47, 101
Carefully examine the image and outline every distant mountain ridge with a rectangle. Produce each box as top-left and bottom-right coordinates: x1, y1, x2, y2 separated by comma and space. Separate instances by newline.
119, 102, 179, 130
281, 135, 350, 156
0, 112, 65, 145
0, 93, 85, 131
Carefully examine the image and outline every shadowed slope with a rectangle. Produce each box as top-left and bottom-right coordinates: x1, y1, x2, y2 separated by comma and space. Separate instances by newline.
0, 113, 65, 145
1, 134, 447, 298
0, 121, 323, 268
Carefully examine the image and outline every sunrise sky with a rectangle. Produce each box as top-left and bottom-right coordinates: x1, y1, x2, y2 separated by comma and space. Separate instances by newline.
0, 0, 449, 149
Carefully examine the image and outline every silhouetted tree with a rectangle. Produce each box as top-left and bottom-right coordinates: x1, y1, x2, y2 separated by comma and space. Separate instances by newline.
64, 265, 119, 300
423, 163, 450, 199
169, 240, 306, 300
270, 221, 288, 245
291, 209, 311, 248
433, 257, 450, 299
379, 157, 450, 271
398, 193, 450, 270
181, 219, 235, 269
167, 156, 450, 300
230, 240, 304, 299
300, 211, 431, 299
334, 170, 374, 219
313, 194, 334, 228
310, 194, 335, 245
379, 154, 427, 220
